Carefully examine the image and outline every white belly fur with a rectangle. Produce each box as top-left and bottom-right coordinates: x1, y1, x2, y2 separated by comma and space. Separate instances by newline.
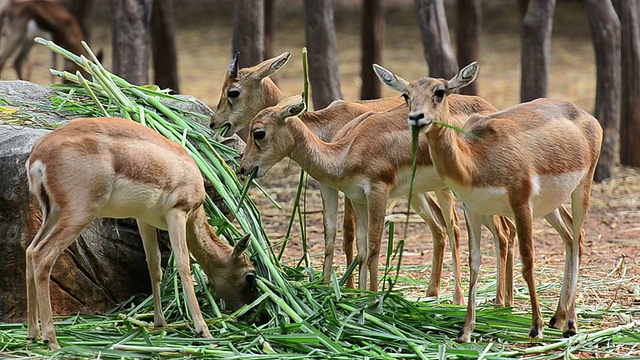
99, 178, 173, 229
390, 166, 443, 198
450, 170, 586, 217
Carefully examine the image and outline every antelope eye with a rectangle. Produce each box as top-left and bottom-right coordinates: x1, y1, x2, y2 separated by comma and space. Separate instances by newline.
401, 93, 409, 102
228, 89, 240, 98
253, 129, 266, 140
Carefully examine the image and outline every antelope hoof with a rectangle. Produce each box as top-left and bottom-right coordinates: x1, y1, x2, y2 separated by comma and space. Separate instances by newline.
528, 326, 542, 340
549, 315, 564, 330
456, 328, 471, 343
563, 320, 577, 338
196, 328, 213, 338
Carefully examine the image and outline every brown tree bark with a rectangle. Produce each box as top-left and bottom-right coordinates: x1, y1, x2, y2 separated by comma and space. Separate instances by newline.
585, 0, 621, 181
233, 0, 264, 68
456, 0, 481, 95
264, 0, 275, 60
614, 0, 640, 169
414, 0, 458, 79
304, 0, 343, 110
360, 0, 384, 100
520, 0, 555, 102
151, 0, 180, 92
109, 0, 153, 85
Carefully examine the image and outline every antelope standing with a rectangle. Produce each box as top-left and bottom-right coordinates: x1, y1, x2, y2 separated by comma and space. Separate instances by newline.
374, 62, 602, 342
239, 95, 516, 303
210, 52, 407, 291
0, 0, 85, 80
26, 117, 257, 350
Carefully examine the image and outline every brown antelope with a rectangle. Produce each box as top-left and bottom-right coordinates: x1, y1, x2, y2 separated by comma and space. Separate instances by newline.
210, 52, 407, 291
374, 62, 602, 342
239, 95, 516, 304
0, 0, 85, 80
25, 117, 257, 350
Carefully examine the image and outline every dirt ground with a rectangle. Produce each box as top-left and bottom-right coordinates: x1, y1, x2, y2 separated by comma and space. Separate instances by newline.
8, 1, 639, 312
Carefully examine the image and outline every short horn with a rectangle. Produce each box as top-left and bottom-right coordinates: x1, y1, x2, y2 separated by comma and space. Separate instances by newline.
229, 51, 240, 77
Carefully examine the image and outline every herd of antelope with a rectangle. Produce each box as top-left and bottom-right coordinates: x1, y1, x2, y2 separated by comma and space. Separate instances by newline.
12, 0, 602, 351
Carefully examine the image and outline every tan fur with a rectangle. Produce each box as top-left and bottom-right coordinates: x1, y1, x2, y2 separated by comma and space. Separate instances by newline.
240, 95, 516, 306
0, 0, 85, 79
377, 63, 602, 342
25, 117, 256, 350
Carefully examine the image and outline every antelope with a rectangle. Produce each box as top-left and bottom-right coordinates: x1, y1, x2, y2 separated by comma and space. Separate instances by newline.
374, 62, 602, 342
0, 0, 85, 80
25, 117, 257, 350
239, 95, 516, 304
210, 52, 407, 291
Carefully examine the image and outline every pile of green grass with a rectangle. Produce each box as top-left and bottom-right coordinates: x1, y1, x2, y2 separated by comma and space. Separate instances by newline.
0, 39, 638, 359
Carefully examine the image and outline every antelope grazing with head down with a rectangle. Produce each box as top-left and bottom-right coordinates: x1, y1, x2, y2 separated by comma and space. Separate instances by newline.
374, 62, 602, 342
26, 117, 257, 350
0, 0, 85, 80
210, 52, 406, 290
239, 94, 518, 305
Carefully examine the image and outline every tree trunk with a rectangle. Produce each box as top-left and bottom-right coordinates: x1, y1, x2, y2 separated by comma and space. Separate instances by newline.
518, 0, 530, 19
109, 0, 153, 85
520, 0, 555, 102
64, 0, 95, 42
264, 0, 275, 60
584, 0, 620, 182
456, 0, 481, 95
233, 0, 264, 67
360, 0, 384, 100
614, 0, 640, 168
414, 0, 458, 79
151, 0, 180, 92
304, 0, 343, 110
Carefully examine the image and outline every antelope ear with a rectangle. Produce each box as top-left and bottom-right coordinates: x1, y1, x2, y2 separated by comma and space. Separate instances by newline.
448, 61, 479, 92
275, 95, 306, 124
251, 52, 292, 80
372, 64, 409, 93
232, 234, 251, 259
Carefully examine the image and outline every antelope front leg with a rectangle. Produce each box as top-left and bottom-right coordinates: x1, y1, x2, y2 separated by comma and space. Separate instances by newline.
137, 220, 166, 328
352, 203, 369, 290
408, 193, 446, 299
342, 198, 356, 289
458, 210, 483, 343
366, 187, 389, 292
165, 210, 211, 338
434, 190, 464, 305
319, 184, 339, 284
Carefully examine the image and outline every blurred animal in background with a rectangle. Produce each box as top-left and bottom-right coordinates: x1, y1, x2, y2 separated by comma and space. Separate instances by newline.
0, 0, 84, 81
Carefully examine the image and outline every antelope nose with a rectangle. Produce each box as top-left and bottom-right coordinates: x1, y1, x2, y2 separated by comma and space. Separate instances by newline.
408, 113, 424, 122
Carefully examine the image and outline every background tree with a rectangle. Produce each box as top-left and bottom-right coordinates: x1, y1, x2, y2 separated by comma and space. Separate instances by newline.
151, 0, 179, 92
414, 0, 458, 78
65, 0, 96, 42
264, 0, 276, 60
109, 0, 153, 85
585, 0, 620, 182
614, 0, 640, 169
304, 0, 343, 109
456, 0, 481, 95
520, 0, 555, 102
360, 0, 384, 100
232, 0, 264, 68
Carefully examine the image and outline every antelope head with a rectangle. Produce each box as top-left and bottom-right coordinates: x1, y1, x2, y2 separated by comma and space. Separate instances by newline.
211, 51, 291, 137
373, 62, 479, 133
239, 95, 306, 178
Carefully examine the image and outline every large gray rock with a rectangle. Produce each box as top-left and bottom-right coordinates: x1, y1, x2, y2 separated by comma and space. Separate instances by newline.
0, 80, 243, 322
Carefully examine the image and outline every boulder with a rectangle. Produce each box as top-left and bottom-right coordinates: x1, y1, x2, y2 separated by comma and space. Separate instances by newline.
0, 80, 243, 322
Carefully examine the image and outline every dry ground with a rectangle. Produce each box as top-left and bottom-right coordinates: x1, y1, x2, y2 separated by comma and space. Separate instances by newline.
7, 0, 639, 325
